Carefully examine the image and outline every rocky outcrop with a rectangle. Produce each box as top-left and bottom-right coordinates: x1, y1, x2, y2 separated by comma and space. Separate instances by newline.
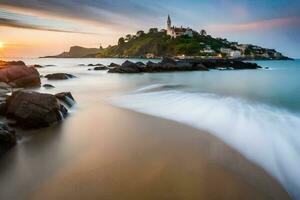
45, 73, 76, 80
0, 122, 16, 154
108, 58, 261, 73
108, 61, 142, 73
0, 61, 41, 88
5, 91, 70, 129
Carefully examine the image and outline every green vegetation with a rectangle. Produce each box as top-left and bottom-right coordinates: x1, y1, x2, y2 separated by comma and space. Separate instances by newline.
95, 30, 235, 58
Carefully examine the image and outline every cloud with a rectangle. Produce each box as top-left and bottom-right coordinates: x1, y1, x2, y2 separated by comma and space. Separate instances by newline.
0, 17, 97, 34
0, 0, 163, 26
208, 17, 300, 32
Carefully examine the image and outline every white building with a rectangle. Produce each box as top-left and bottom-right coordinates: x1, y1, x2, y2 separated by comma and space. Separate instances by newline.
230, 50, 242, 58
220, 48, 232, 54
167, 15, 193, 38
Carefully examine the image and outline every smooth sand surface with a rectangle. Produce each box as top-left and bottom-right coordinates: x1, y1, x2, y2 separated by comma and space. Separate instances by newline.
30, 103, 290, 200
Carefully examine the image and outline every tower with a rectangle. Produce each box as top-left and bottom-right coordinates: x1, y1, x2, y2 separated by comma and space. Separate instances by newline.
167, 15, 171, 30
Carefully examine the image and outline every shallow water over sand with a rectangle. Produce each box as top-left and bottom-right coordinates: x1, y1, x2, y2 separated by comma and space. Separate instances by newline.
0, 58, 299, 199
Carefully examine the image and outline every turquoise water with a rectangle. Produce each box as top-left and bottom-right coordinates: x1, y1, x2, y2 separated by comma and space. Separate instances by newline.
1, 58, 300, 199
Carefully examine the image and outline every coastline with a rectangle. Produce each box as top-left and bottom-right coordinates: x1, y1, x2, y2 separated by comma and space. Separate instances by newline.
29, 102, 290, 200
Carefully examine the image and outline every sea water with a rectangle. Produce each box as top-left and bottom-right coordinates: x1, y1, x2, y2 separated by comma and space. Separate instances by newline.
1, 58, 300, 199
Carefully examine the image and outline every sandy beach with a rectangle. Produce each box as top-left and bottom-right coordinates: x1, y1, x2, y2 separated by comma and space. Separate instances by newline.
28, 102, 290, 200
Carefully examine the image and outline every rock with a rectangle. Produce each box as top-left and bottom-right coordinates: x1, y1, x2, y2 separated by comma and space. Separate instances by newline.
5, 91, 69, 129
0, 60, 25, 66
94, 66, 107, 70
161, 57, 177, 65
108, 58, 261, 74
136, 62, 146, 67
43, 84, 55, 89
88, 63, 105, 67
33, 64, 43, 68
146, 61, 160, 68
0, 65, 41, 88
108, 60, 142, 73
45, 73, 76, 80
0, 122, 16, 154
93, 64, 107, 70
201, 60, 261, 70
195, 63, 209, 71
0, 82, 11, 90
55, 92, 75, 107
108, 63, 120, 68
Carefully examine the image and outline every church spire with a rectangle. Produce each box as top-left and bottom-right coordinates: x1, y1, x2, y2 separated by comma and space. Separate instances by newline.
167, 15, 171, 30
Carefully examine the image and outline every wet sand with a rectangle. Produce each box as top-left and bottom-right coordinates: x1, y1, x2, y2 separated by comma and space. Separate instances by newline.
30, 102, 290, 200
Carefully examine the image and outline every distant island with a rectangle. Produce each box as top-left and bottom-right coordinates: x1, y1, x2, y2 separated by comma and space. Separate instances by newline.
43, 15, 291, 60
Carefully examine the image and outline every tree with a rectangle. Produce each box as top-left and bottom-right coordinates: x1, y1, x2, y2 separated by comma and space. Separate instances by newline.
149, 28, 158, 34
200, 29, 207, 36
125, 34, 132, 41
118, 37, 125, 45
136, 30, 145, 37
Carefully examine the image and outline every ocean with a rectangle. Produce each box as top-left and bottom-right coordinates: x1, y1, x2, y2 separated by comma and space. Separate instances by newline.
1, 58, 300, 199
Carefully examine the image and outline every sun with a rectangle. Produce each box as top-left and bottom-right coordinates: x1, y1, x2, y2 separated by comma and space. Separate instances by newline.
0, 41, 4, 48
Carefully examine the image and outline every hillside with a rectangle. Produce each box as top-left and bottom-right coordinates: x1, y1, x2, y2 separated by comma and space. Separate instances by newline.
42, 46, 101, 58
44, 30, 291, 60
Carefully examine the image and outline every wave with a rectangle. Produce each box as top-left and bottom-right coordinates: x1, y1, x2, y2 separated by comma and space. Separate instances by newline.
111, 87, 300, 199
133, 83, 187, 93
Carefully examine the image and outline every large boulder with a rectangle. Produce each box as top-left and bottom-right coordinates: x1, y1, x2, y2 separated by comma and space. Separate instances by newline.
0, 65, 41, 88
5, 91, 69, 129
45, 73, 76, 80
0, 122, 16, 154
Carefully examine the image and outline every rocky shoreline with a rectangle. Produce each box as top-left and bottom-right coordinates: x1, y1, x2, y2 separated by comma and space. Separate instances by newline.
107, 58, 261, 73
0, 60, 75, 155
0, 57, 261, 154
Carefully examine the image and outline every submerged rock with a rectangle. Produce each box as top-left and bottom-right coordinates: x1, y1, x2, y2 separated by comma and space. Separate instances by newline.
94, 64, 108, 71
43, 84, 55, 89
5, 91, 69, 129
32, 64, 43, 68
0, 122, 16, 154
45, 73, 76, 80
88, 63, 105, 67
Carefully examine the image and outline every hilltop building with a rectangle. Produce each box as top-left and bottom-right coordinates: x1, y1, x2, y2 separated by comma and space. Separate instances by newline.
167, 15, 193, 38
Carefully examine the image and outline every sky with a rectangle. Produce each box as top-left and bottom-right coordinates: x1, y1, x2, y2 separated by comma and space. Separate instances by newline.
0, 0, 299, 58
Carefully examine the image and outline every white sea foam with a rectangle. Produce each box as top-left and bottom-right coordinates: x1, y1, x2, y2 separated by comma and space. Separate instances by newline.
111, 85, 300, 199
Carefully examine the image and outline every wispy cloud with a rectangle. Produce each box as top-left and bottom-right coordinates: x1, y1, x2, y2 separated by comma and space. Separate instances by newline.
208, 17, 300, 32
0, 0, 164, 26
0, 18, 97, 34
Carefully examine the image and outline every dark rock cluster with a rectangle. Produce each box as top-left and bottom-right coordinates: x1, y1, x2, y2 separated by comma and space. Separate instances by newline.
0, 61, 76, 154
108, 58, 261, 73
